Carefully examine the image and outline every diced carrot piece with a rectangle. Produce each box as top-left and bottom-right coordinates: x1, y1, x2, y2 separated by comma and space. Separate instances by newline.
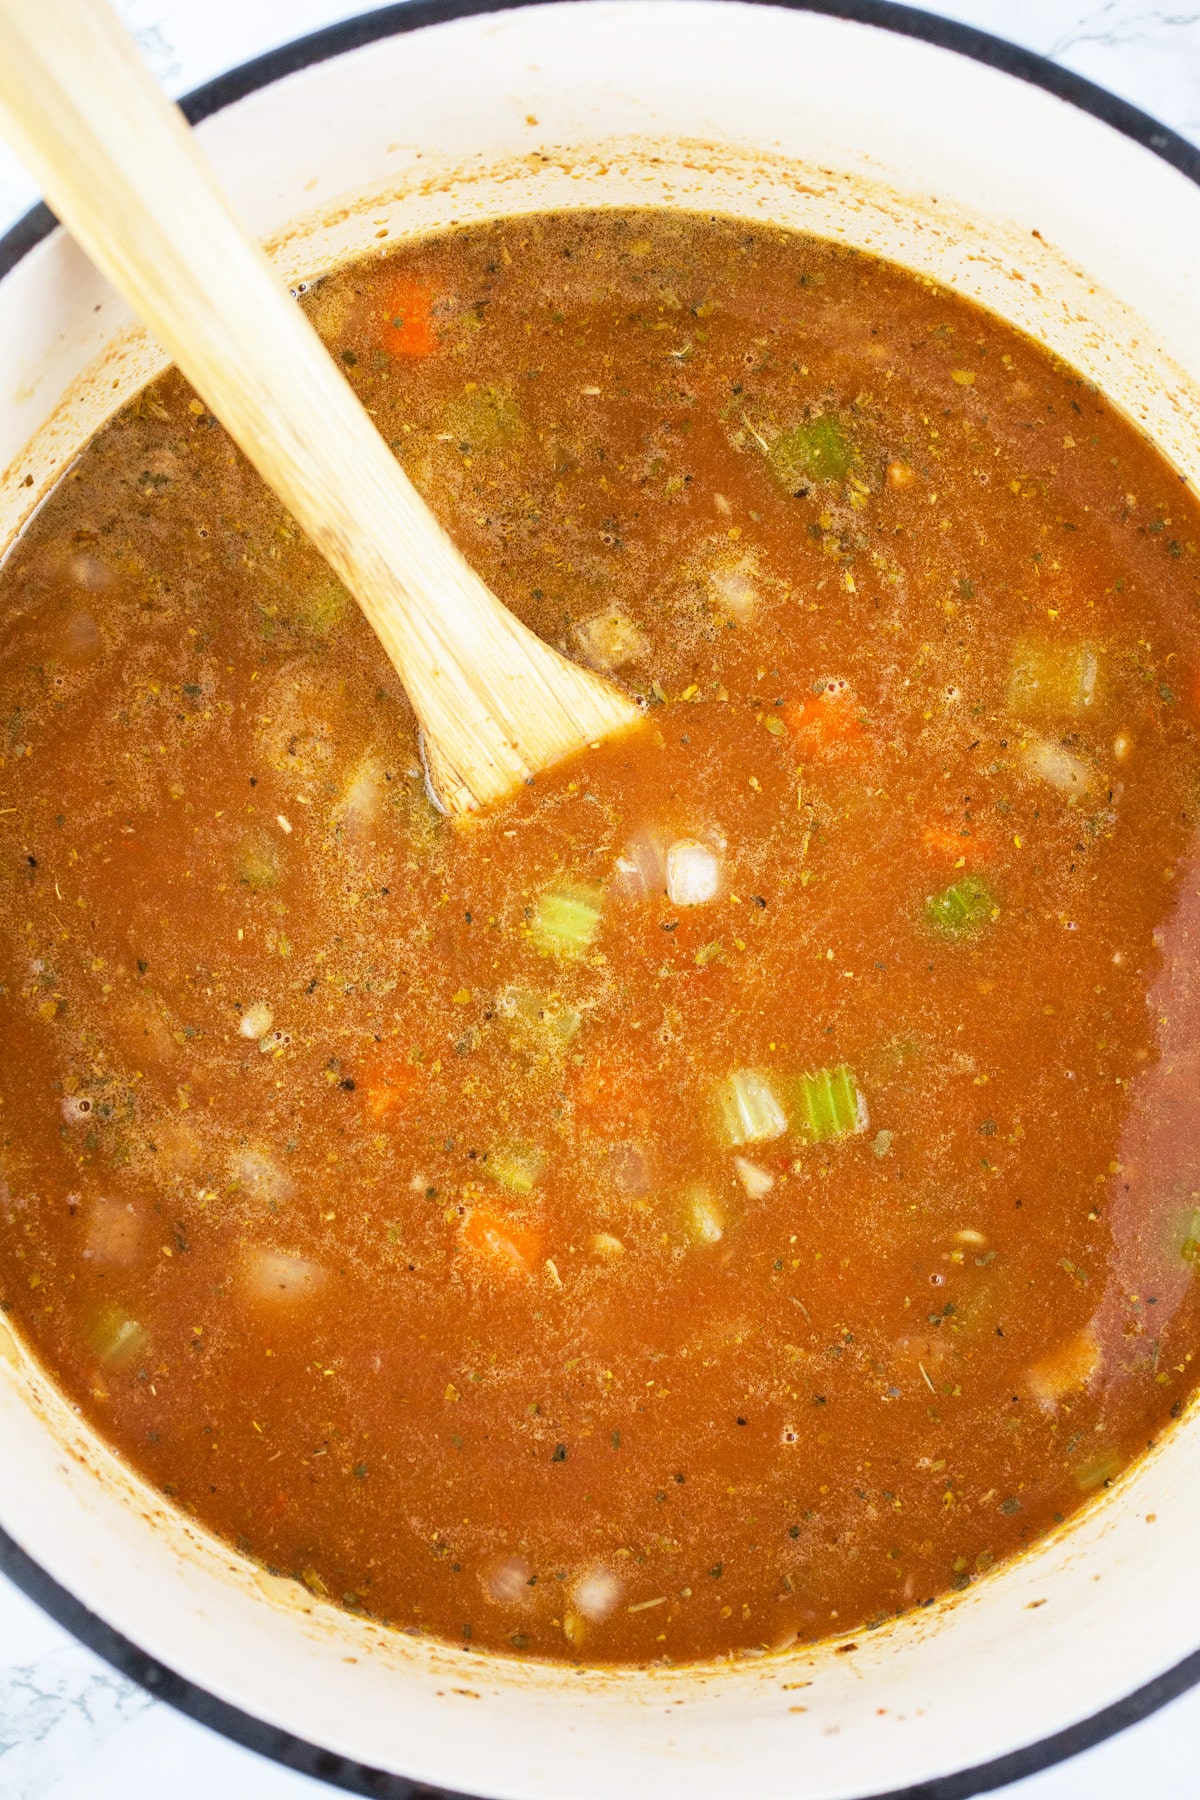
359, 1052, 420, 1120
921, 824, 962, 858
783, 679, 866, 757
921, 823, 991, 864
461, 1209, 543, 1277
921, 824, 993, 864
377, 278, 435, 357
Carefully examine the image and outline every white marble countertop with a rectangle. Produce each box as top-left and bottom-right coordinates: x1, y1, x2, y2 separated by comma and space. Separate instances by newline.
2, 2, 1200, 1794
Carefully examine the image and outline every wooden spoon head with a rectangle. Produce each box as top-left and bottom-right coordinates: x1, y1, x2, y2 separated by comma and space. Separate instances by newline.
418, 643, 642, 815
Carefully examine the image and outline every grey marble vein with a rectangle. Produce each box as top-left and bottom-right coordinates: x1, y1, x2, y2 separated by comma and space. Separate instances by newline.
0, 1647, 151, 1798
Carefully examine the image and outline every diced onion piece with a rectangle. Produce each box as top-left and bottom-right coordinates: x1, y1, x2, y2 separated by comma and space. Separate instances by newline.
733, 1156, 775, 1198
256, 662, 338, 781
793, 1065, 867, 1143
925, 874, 998, 937
88, 1303, 148, 1369
496, 987, 580, 1044
228, 1146, 294, 1204
332, 754, 383, 840
571, 1567, 623, 1622
149, 1119, 200, 1176
717, 1069, 788, 1146
609, 1143, 651, 1195
479, 1554, 535, 1608
1008, 640, 1100, 718
1020, 737, 1095, 799
591, 1232, 625, 1259
666, 838, 721, 906
685, 1187, 725, 1245
708, 557, 760, 622
611, 831, 667, 902
570, 609, 649, 674
242, 1249, 326, 1305
109, 996, 177, 1070
1027, 1330, 1101, 1410
485, 1143, 544, 1193
533, 885, 603, 957
495, 986, 537, 1023
84, 1196, 142, 1267
239, 1001, 274, 1041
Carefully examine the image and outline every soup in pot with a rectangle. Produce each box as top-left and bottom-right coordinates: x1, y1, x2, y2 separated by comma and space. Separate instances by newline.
2, 209, 1200, 1663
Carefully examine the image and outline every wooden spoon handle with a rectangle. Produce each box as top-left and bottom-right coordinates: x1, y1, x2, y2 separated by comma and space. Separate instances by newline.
0, 0, 638, 812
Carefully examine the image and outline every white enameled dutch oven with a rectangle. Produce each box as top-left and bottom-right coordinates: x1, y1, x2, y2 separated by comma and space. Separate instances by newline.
3, 4, 1200, 1795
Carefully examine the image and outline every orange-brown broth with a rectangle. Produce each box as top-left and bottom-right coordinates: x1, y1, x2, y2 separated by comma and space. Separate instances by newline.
2, 211, 1200, 1663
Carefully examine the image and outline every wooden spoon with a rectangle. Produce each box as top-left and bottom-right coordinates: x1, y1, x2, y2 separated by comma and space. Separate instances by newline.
0, 0, 640, 814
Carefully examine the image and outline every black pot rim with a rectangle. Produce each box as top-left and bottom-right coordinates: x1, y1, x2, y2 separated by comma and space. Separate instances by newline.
2, 2, 1199, 1794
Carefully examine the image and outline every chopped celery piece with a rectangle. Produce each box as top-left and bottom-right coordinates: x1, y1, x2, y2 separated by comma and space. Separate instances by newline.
533, 885, 602, 957
1008, 640, 1100, 718
716, 1069, 788, 1146
793, 1065, 867, 1144
486, 1142, 544, 1193
1075, 1449, 1122, 1493
925, 874, 997, 937
1175, 1208, 1200, 1265
297, 576, 348, 636
89, 1304, 148, 1369
444, 384, 521, 453
767, 414, 854, 488
237, 835, 282, 890
684, 1187, 725, 1246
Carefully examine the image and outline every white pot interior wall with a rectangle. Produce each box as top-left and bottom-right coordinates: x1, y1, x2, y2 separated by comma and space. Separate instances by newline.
1, 6, 1199, 1797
